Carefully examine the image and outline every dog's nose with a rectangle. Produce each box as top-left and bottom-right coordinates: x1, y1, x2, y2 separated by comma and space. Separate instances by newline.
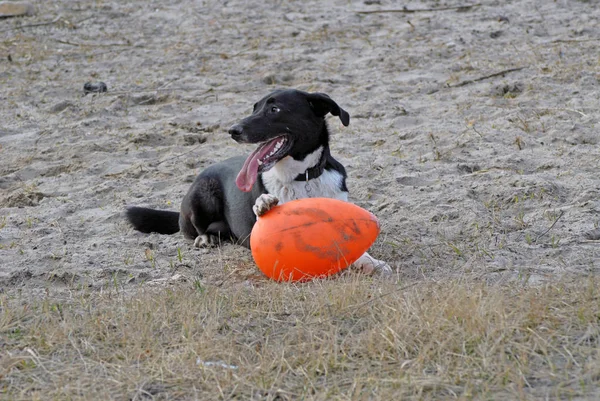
229, 124, 244, 139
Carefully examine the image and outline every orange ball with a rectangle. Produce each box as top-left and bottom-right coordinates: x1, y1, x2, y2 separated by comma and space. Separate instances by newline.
250, 198, 380, 282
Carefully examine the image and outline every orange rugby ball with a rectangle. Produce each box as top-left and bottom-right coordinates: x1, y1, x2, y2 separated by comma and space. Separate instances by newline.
250, 198, 380, 282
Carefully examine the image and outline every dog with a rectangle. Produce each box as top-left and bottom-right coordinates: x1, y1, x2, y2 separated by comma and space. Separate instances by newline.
126, 89, 392, 275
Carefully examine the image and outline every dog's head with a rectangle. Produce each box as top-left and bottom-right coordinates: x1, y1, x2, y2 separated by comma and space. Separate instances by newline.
230, 89, 350, 192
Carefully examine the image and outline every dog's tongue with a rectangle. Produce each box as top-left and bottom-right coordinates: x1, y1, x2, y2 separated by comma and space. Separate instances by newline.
236, 138, 282, 192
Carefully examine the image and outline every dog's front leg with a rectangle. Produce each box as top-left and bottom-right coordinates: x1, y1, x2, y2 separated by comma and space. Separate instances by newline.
354, 252, 393, 276
253, 194, 279, 217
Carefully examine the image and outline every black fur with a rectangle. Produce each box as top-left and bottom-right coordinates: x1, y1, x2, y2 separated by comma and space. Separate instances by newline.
125, 207, 179, 234
126, 89, 349, 248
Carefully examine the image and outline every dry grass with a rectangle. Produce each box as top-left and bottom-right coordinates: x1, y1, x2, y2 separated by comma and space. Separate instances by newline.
2, 275, 600, 400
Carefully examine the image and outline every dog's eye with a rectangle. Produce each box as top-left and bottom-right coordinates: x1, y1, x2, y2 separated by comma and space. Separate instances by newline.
270, 106, 280, 113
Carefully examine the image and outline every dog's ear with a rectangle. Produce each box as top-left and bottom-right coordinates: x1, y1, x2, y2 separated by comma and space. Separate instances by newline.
306, 92, 350, 126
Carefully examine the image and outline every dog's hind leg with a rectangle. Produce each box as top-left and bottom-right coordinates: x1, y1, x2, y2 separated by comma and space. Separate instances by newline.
353, 252, 393, 276
180, 176, 231, 247
193, 221, 231, 247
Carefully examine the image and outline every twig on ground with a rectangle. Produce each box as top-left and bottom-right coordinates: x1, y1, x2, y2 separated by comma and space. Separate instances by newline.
448, 66, 526, 88
357, 4, 481, 14
0, 15, 60, 32
106, 87, 214, 97
543, 107, 588, 117
552, 38, 600, 44
155, 144, 204, 166
52, 39, 134, 48
0, 15, 92, 33
534, 211, 565, 243
468, 124, 484, 138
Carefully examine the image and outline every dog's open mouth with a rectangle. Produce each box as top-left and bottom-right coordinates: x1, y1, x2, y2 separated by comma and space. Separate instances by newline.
236, 135, 291, 192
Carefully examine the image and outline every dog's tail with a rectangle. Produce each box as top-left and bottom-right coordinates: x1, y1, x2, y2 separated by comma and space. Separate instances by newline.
125, 206, 180, 235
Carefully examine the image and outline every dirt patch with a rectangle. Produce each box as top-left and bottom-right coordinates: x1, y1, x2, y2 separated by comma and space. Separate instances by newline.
1, 0, 598, 289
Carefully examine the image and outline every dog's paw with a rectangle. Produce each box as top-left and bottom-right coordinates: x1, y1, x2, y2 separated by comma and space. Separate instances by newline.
253, 194, 279, 217
194, 234, 216, 248
353, 252, 393, 276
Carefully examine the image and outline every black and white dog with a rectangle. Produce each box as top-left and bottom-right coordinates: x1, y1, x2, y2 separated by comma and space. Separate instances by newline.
126, 89, 391, 275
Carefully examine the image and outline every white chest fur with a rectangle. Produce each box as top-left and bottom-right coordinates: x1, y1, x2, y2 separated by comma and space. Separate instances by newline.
261, 146, 348, 204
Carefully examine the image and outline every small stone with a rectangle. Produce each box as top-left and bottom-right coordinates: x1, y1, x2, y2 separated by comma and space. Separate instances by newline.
261, 73, 294, 85
48, 100, 74, 114
492, 82, 522, 97
584, 229, 600, 241
181, 133, 207, 146
83, 82, 108, 94
457, 163, 481, 174
0, 2, 34, 17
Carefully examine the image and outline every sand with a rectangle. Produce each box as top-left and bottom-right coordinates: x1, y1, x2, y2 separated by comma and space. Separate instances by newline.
1, 0, 599, 295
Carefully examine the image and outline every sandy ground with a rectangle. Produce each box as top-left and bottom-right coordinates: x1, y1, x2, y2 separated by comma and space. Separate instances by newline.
1, 0, 599, 295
